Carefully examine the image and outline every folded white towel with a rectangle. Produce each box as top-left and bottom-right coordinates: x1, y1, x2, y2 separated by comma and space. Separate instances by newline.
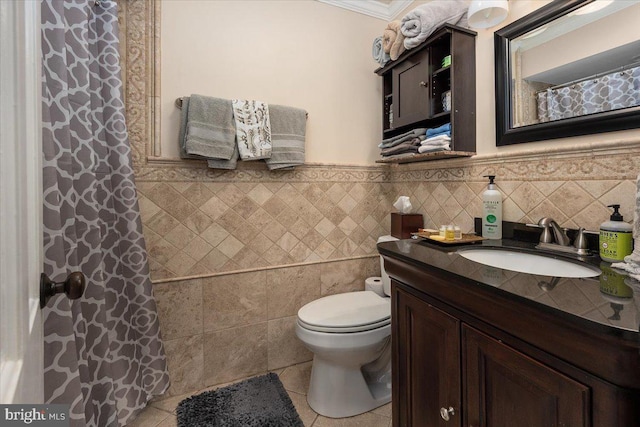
418, 143, 450, 154
401, 1, 469, 50
611, 173, 640, 280
421, 135, 451, 145
232, 99, 272, 160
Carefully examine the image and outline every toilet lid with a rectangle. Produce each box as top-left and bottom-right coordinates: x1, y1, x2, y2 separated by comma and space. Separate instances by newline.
298, 291, 390, 333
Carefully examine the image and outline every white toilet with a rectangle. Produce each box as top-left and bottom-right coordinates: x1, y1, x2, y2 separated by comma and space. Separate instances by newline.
295, 235, 398, 418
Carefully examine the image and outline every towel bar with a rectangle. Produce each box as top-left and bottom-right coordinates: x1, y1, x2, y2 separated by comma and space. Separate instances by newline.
175, 96, 307, 117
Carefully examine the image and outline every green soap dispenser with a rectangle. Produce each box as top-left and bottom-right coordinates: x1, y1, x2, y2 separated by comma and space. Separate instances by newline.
482, 175, 503, 240
599, 204, 633, 262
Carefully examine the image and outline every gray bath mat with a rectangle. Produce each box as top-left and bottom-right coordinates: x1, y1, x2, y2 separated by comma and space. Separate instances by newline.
176, 372, 304, 427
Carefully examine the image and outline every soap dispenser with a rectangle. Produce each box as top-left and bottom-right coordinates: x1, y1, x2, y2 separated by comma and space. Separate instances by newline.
482, 175, 503, 240
599, 204, 633, 262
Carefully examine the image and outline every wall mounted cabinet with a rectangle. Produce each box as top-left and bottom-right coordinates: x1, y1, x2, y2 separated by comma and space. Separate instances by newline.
375, 25, 477, 164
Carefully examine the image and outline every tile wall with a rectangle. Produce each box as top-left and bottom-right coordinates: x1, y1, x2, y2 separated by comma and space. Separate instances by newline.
120, 0, 640, 397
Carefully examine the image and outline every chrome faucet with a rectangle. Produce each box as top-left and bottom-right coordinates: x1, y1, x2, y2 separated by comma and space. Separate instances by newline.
538, 218, 570, 246
537, 218, 589, 255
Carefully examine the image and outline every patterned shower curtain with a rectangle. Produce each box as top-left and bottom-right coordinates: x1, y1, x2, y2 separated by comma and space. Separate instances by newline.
41, 1, 170, 425
537, 65, 640, 123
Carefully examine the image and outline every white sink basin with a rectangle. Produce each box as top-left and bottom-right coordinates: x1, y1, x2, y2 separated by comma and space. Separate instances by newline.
457, 248, 601, 278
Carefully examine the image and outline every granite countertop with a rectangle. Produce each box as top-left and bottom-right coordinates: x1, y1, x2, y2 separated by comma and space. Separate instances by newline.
377, 237, 640, 337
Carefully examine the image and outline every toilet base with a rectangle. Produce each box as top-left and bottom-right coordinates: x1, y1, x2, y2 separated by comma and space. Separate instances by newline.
306, 341, 392, 418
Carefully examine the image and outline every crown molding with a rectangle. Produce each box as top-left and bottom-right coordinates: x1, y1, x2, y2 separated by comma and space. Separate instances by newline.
316, 0, 413, 21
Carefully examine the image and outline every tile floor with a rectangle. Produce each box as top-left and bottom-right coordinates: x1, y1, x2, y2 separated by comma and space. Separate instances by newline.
128, 361, 392, 427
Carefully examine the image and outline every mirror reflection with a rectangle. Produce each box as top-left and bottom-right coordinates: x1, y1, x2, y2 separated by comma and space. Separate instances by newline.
510, 0, 640, 128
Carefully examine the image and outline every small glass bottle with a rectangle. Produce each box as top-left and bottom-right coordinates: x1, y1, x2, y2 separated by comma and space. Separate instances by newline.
439, 225, 447, 237
445, 225, 455, 241
454, 226, 462, 240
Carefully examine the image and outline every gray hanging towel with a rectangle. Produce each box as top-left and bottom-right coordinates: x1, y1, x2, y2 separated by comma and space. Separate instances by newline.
182, 94, 236, 159
265, 104, 307, 170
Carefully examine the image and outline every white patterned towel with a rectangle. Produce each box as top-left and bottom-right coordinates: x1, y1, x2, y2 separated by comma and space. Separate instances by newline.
611, 173, 640, 280
232, 99, 272, 160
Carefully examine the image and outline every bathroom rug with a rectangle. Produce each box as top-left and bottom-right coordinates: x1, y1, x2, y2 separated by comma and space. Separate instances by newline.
176, 372, 303, 427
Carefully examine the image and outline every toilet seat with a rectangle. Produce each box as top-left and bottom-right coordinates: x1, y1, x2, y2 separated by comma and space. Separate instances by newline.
297, 291, 390, 333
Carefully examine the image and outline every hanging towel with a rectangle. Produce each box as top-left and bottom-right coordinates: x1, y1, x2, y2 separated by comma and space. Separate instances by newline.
373, 36, 390, 66
182, 94, 236, 159
401, 1, 469, 50
207, 143, 240, 170
426, 122, 451, 138
232, 99, 272, 160
383, 20, 406, 61
265, 104, 307, 170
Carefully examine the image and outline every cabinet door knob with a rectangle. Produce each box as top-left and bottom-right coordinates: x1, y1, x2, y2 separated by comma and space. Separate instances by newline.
440, 406, 455, 421
420, 81, 428, 87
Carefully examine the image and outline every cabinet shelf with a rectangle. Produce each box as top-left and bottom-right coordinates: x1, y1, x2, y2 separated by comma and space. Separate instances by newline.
375, 24, 476, 164
375, 150, 474, 164
432, 65, 451, 77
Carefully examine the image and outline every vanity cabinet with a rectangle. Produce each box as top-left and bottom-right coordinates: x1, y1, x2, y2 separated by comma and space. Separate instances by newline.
375, 25, 476, 164
393, 284, 589, 427
382, 247, 640, 427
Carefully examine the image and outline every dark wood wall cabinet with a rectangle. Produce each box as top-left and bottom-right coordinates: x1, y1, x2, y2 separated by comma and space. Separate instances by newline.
375, 25, 477, 164
380, 243, 640, 427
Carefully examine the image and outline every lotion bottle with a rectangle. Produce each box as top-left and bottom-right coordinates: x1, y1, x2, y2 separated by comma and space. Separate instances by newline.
599, 204, 633, 262
482, 175, 503, 239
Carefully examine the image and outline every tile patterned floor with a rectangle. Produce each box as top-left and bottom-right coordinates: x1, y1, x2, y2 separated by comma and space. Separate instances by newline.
127, 361, 392, 427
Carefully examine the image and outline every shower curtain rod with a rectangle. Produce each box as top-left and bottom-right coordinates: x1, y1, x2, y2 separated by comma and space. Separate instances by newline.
545, 60, 640, 91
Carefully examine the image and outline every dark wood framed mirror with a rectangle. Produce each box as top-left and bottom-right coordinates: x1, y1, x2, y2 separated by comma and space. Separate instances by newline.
494, 0, 640, 146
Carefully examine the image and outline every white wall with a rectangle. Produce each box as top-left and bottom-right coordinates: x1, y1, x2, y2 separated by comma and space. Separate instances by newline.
160, 0, 640, 166
161, 0, 385, 165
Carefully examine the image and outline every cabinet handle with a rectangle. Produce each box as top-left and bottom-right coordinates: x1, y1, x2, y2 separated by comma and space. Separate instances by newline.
420, 81, 428, 87
440, 406, 455, 421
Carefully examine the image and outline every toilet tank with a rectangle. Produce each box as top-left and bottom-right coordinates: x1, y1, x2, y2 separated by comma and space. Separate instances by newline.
377, 235, 399, 296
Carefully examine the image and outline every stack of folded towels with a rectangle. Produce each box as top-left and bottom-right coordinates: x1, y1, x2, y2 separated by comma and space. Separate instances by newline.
378, 128, 427, 160
378, 123, 452, 160
373, 1, 469, 66
179, 94, 307, 170
419, 122, 451, 153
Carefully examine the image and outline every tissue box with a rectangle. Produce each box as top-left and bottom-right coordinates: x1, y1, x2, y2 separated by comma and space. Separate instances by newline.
391, 213, 423, 239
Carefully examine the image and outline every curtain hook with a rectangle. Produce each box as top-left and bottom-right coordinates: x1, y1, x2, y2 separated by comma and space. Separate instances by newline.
94, 0, 101, 6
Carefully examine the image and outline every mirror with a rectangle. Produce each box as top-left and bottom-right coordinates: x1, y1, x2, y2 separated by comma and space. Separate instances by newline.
495, 0, 640, 146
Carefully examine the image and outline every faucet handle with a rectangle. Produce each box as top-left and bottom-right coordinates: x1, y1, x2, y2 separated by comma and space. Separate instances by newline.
573, 227, 589, 253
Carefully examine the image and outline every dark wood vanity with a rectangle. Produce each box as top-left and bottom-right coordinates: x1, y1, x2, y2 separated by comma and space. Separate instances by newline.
378, 239, 640, 427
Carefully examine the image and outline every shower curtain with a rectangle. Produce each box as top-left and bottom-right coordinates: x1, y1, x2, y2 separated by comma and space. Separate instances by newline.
41, 1, 170, 425
537, 65, 640, 123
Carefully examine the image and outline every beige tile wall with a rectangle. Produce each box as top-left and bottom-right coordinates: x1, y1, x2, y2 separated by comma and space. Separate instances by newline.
154, 258, 378, 396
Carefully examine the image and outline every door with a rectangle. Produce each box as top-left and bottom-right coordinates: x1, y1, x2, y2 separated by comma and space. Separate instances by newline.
393, 283, 461, 427
392, 48, 431, 128
0, 0, 44, 403
463, 326, 590, 427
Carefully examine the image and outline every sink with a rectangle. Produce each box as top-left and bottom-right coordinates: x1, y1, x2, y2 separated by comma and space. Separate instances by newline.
457, 248, 601, 278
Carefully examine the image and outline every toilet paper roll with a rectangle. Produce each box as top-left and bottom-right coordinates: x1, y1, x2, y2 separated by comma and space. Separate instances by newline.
365, 277, 385, 296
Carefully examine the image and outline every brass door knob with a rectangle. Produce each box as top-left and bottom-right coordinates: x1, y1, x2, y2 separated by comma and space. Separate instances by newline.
40, 271, 86, 308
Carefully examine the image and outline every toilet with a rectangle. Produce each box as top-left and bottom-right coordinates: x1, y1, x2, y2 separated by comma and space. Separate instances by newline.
295, 235, 398, 418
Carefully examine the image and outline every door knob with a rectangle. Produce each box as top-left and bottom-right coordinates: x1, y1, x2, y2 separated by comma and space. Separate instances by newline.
40, 272, 86, 308
420, 81, 428, 87
440, 406, 455, 421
